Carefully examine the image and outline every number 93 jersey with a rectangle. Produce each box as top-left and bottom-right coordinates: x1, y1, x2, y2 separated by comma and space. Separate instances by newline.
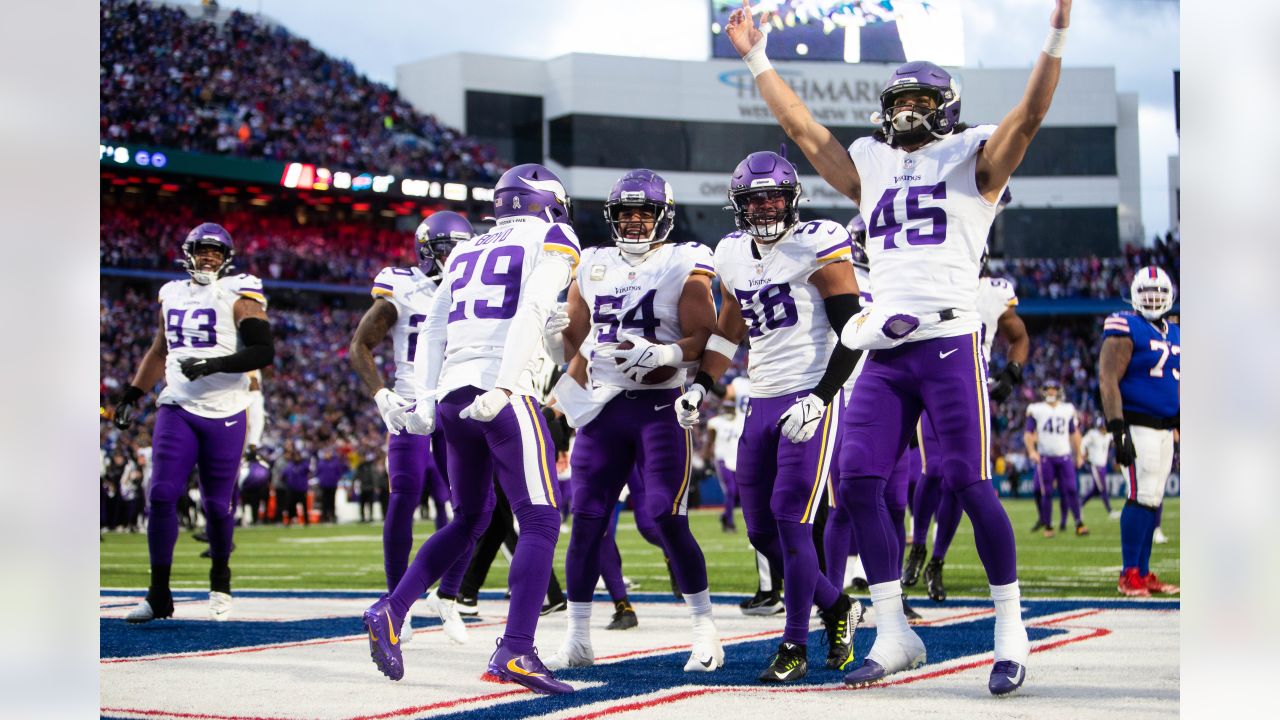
1102, 312, 1181, 419
577, 242, 716, 391
438, 219, 581, 395
715, 219, 853, 398
371, 266, 441, 400
156, 274, 268, 418
848, 125, 1004, 340
977, 276, 1018, 361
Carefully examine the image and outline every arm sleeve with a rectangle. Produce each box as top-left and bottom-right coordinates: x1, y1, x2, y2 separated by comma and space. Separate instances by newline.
811, 293, 862, 404
494, 254, 574, 391
1102, 313, 1132, 338
211, 318, 274, 373
1024, 416, 1037, 432
413, 277, 453, 399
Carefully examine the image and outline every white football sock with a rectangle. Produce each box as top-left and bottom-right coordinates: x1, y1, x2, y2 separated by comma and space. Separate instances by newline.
566, 600, 592, 641
683, 588, 714, 627
869, 581, 908, 636
990, 581, 1030, 664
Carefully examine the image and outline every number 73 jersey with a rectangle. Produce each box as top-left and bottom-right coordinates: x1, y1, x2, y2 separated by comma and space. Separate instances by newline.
1102, 312, 1181, 419
715, 219, 853, 398
156, 274, 267, 418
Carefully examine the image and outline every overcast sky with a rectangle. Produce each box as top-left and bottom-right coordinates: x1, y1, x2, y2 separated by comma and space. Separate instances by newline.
211, 0, 1179, 239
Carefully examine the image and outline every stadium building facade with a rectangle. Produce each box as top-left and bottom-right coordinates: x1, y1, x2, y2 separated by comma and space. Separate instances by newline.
398, 53, 1141, 256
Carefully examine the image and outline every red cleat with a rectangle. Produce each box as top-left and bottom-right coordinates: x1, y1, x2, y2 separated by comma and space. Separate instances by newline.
1117, 568, 1151, 597
1142, 572, 1179, 595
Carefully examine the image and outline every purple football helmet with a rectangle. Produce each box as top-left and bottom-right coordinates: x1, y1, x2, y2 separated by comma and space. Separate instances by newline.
728, 151, 802, 243
846, 215, 869, 270
415, 211, 472, 276
1042, 378, 1062, 401
875, 61, 961, 145
604, 169, 676, 256
492, 163, 571, 224
181, 222, 235, 285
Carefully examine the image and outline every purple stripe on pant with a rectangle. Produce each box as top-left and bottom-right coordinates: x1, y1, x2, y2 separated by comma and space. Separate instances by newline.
147, 404, 247, 569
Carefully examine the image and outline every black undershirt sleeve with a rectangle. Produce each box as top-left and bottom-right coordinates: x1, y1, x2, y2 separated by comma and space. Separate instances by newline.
211, 317, 275, 373
812, 293, 863, 405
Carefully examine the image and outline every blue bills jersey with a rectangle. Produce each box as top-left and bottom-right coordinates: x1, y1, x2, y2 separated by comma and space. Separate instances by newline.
1102, 312, 1180, 419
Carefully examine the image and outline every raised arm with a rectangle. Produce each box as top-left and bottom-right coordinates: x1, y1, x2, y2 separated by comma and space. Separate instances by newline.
976, 0, 1071, 201
726, 0, 861, 203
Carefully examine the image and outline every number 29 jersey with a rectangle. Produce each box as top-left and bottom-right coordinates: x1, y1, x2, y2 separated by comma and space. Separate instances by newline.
436, 218, 581, 396
371, 266, 440, 401
1102, 312, 1181, 420
715, 219, 853, 398
156, 274, 267, 418
848, 125, 1004, 340
576, 242, 715, 391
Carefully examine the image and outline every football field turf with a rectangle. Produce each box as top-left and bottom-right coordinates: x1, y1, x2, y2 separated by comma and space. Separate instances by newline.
101, 497, 1178, 598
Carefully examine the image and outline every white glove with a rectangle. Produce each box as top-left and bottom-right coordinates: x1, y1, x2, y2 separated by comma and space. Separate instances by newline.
543, 302, 569, 360
460, 388, 511, 422
779, 393, 826, 444
675, 384, 707, 429
403, 398, 436, 436
374, 388, 411, 435
599, 332, 682, 383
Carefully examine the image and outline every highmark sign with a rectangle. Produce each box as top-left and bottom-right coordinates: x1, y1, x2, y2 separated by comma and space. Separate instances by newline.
716, 67, 883, 125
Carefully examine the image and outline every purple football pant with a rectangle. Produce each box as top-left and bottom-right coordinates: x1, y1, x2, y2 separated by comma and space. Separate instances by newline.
146, 405, 247, 573
838, 332, 1018, 587
1080, 464, 1113, 513
738, 389, 843, 644
597, 469, 660, 602
566, 389, 706, 604
387, 387, 561, 655
716, 461, 738, 527
385, 431, 472, 595
1038, 455, 1080, 527
425, 433, 452, 531
915, 412, 964, 560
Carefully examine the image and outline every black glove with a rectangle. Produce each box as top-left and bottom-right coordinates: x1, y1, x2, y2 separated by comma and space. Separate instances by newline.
1107, 419, 1137, 467
179, 356, 226, 380
988, 361, 1023, 404
244, 445, 259, 464
908, 430, 920, 449
112, 385, 144, 430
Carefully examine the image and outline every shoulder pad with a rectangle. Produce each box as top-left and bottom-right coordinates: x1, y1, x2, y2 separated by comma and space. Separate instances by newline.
221, 274, 265, 302
679, 242, 716, 278
1102, 312, 1133, 335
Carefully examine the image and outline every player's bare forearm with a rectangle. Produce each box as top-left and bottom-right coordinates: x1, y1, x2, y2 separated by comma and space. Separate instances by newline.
563, 280, 590, 360
998, 310, 1030, 364
757, 73, 862, 202
130, 326, 169, 393
675, 274, 717, 362
696, 294, 747, 382
349, 299, 397, 397
566, 351, 589, 388
1099, 336, 1132, 421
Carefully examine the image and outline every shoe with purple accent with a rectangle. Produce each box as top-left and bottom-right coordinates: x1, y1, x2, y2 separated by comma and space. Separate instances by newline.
988, 660, 1027, 696
843, 630, 926, 687
485, 639, 574, 695
362, 594, 405, 681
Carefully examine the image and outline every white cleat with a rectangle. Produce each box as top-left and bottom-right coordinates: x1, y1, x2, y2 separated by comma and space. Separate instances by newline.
545, 636, 595, 671
846, 630, 927, 685
428, 595, 467, 645
683, 626, 725, 672
400, 610, 414, 645
209, 591, 233, 621
125, 599, 161, 624
1153, 528, 1169, 544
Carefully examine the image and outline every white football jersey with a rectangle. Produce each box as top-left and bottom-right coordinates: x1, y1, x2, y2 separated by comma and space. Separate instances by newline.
716, 219, 852, 398
371, 266, 441, 400
841, 260, 874, 398
706, 412, 741, 471
977, 276, 1017, 361
1081, 427, 1112, 467
847, 126, 1005, 341
436, 218, 581, 396
1025, 401, 1078, 457
577, 242, 715, 391
155, 274, 267, 418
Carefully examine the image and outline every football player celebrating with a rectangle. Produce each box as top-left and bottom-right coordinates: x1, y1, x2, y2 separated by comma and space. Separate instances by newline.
114, 223, 275, 623
1024, 380, 1086, 537
726, 0, 1071, 694
349, 211, 471, 643
677, 151, 864, 683
545, 169, 724, 673
363, 164, 580, 695
1101, 266, 1180, 597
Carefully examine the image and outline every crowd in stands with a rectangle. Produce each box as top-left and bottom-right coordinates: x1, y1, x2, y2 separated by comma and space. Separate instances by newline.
100, 0, 504, 183
990, 232, 1180, 300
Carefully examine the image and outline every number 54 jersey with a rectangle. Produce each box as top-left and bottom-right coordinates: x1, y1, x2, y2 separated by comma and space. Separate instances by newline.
156, 274, 268, 418
436, 219, 581, 396
715, 219, 853, 398
371, 266, 440, 401
577, 242, 716, 391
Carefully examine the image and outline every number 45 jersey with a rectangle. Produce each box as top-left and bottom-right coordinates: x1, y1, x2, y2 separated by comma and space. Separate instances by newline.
715, 219, 853, 398
371, 266, 440, 401
436, 219, 582, 396
848, 125, 1004, 340
577, 242, 716, 391
156, 274, 268, 418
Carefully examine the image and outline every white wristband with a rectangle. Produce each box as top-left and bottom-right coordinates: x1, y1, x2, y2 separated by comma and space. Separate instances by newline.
1042, 27, 1067, 58
743, 36, 772, 78
705, 334, 740, 360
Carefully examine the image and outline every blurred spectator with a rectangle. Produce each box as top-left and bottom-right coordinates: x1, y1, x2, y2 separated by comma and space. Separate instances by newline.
314, 448, 347, 523
100, 0, 505, 182
988, 234, 1179, 300
280, 448, 311, 526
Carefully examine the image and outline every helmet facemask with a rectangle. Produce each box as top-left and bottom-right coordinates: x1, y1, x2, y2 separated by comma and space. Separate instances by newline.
183, 239, 233, 285
731, 186, 800, 244
606, 193, 674, 259
1129, 267, 1176, 321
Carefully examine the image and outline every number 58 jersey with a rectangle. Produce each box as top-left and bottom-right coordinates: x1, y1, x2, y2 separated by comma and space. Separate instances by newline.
715, 219, 853, 398
577, 242, 716, 391
371, 266, 440, 401
156, 274, 268, 418
436, 218, 582, 396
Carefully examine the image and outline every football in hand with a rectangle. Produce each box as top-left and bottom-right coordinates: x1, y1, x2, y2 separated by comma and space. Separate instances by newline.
615, 340, 679, 385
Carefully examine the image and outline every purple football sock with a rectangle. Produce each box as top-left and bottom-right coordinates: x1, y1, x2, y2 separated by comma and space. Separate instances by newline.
500, 504, 561, 655
932, 489, 963, 560
146, 500, 179, 567
822, 503, 854, 590
955, 481, 1018, 586
388, 509, 490, 617
778, 520, 837, 644
600, 508, 628, 602
840, 475, 900, 585
911, 474, 942, 546
653, 512, 708, 594
383, 489, 419, 591
564, 512, 611, 602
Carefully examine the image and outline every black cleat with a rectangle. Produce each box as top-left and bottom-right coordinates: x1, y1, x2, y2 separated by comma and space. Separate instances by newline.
850, 577, 870, 592
1030, 521, 1046, 533
739, 590, 784, 616
605, 599, 638, 630
540, 598, 567, 616
924, 558, 947, 602
193, 531, 209, 543
902, 593, 922, 622
199, 542, 235, 559
819, 594, 864, 670
456, 594, 479, 617
902, 544, 927, 586
758, 642, 808, 683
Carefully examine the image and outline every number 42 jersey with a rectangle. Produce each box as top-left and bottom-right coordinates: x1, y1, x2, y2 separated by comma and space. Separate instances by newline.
715, 219, 853, 398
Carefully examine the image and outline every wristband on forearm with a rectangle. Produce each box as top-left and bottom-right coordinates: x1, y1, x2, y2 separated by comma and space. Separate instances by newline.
121, 385, 144, 405
1043, 27, 1067, 58
743, 36, 772, 78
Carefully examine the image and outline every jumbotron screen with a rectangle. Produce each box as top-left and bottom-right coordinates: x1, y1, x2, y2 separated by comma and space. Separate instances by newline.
709, 0, 964, 65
